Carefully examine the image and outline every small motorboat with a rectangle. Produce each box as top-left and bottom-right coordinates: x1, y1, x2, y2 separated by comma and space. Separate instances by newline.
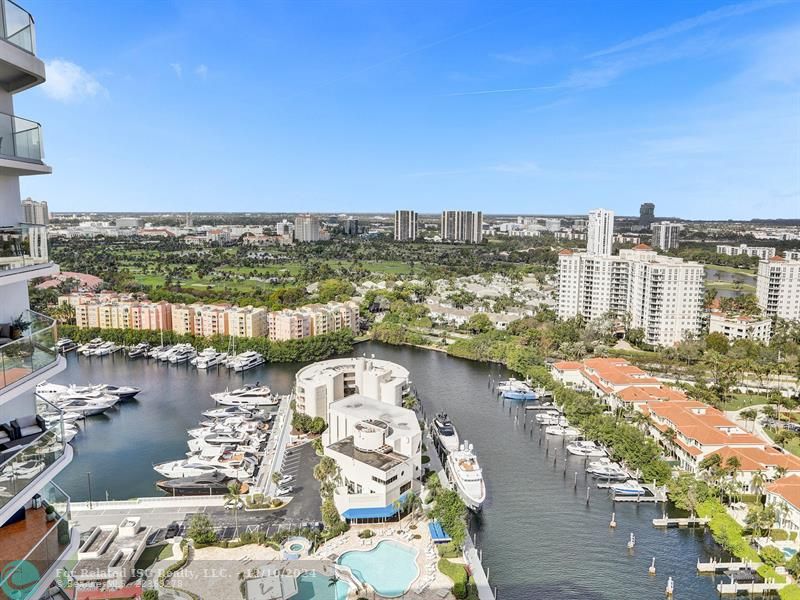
566, 440, 607, 457
499, 378, 537, 400
56, 338, 78, 353
610, 480, 646, 496
99, 384, 141, 401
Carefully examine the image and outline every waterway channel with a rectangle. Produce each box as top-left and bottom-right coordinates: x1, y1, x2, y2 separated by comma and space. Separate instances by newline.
51, 342, 761, 599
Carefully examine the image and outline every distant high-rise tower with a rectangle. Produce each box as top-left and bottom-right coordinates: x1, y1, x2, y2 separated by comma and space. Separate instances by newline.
587, 208, 614, 255
440, 211, 482, 244
185, 212, 193, 227
294, 214, 321, 242
651, 221, 681, 251
22, 197, 48, 224
343, 218, 359, 235
394, 210, 417, 241
639, 203, 655, 227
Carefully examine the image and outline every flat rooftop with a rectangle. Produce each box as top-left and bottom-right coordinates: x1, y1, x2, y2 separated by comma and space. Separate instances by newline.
327, 437, 406, 471
329, 395, 420, 436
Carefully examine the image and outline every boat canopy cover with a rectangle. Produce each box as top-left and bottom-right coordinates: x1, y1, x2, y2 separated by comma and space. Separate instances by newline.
341, 492, 409, 521
428, 520, 452, 543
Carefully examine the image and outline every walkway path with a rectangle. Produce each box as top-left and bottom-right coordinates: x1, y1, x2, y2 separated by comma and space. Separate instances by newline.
464, 535, 494, 600
255, 393, 293, 495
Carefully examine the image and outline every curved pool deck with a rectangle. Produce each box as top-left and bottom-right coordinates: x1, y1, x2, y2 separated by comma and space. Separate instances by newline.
337, 539, 420, 598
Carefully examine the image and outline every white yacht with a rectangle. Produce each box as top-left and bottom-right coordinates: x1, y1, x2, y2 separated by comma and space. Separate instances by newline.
211, 385, 275, 407
78, 338, 104, 356
432, 412, 460, 454
148, 345, 166, 359
98, 384, 141, 400
128, 342, 150, 358
566, 440, 606, 457
610, 480, 646, 496
192, 348, 228, 369
58, 423, 80, 443
534, 413, 563, 426
91, 341, 118, 356
156, 345, 178, 361
545, 425, 581, 437
229, 351, 265, 372
169, 345, 197, 364
446, 441, 486, 512
52, 396, 116, 417
155, 447, 255, 479
201, 405, 255, 419
35, 382, 69, 401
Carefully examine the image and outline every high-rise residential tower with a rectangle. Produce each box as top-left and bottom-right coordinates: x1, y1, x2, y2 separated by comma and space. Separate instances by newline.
21, 197, 47, 225
651, 221, 681, 251
586, 208, 614, 255
0, 6, 78, 597
756, 256, 800, 321
639, 202, 655, 227
440, 210, 482, 244
394, 210, 417, 241
294, 213, 321, 242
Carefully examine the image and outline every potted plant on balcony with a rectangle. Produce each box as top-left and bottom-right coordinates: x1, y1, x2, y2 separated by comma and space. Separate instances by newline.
10, 313, 31, 340
45, 504, 56, 522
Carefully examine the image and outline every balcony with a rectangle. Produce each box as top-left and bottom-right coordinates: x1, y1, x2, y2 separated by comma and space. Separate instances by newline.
1, 310, 59, 392
0, 0, 43, 93
0, 482, 76, 600
0, 224, 54, 281
0, 396, 70, 519
0, 113, 49, 175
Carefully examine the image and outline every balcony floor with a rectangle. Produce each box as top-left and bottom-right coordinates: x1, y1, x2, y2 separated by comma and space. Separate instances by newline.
0, 507, 70, 599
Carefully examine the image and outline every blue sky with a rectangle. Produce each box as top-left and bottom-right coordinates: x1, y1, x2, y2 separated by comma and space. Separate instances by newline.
15, 0, 800, 218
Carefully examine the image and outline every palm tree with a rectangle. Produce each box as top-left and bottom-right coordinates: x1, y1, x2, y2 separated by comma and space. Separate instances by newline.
740, 409, 758, 433
751, 470, 766, 501
224, 481, 242, 539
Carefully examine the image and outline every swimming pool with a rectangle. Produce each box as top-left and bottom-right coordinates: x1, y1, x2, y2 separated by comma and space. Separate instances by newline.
293, 572, 349, 600
783, 547, 797, 559
338, 540, 419, 598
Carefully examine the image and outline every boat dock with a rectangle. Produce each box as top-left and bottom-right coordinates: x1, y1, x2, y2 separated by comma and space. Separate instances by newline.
653, 516, 710, 528
717, 581, 783, 595
696, 559, 761, 573
524, 404, 560, 411
611, 483, 667, 503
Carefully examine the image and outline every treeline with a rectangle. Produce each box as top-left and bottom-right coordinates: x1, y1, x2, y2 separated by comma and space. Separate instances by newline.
57, 326, 355, 363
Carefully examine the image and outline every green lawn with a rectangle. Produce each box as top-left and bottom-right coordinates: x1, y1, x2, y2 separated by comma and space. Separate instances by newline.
722, 394, 769, 411
705, 264, 757, 276
705, 281, 757, 292
134, 544, 172, 571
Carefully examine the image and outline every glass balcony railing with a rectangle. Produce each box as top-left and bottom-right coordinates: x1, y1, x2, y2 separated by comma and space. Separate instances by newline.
0, 310, 57, 391
0, 0, 35, 54
0, 223, 49, 272
0, 396, 66, 513
0, 482, 73, 600
0, 113, 43, 162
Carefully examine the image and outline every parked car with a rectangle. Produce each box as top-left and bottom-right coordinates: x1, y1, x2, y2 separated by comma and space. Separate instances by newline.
278, 474, 294, 485
276, 486, 294, 496
224, 499, 244, 511
165, 522, 180, 539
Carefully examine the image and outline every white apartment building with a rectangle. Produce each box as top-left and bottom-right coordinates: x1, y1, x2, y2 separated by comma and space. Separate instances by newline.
294, 214, 321, 242
717, 244, 776, 260
785, 250, 800, 261
228, 305, 267, 338
650, 221, 681, 251
267, 301, 358, 341
757, 256, 800, 321
440, 210, 482, 244
21, 197, 47, 225
0, 8, 79, 596
557, 245, 704, 346
709, 310, 772, 344
586, 208, 614, 255
394, 210, 417, 241
294, 356, 410, 419
325, 395, 422, 521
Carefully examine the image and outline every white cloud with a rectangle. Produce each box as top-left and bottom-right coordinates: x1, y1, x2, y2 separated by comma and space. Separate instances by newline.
42, 59, 107, 102
586, 0, 786, 58
170, 62, 183, 78
489, 161, 542, 174
194, 64, 208, 79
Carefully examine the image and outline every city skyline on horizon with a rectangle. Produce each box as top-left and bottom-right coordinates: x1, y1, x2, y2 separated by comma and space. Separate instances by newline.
14, 0, 800, 219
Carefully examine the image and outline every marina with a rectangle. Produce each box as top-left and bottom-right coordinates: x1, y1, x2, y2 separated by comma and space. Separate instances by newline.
50, 341, 742, 599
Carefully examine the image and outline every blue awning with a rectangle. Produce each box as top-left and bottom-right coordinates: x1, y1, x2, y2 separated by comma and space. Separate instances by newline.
428, 520, 452, 542
341, 493, 409, 521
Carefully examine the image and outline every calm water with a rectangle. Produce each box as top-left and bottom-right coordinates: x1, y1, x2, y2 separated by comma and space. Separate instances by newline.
52, 342, 744, 599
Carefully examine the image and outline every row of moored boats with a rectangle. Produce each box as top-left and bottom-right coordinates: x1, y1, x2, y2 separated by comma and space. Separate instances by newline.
59, 337, 266, 372
152, 385, 279, 495
431, 412, 487, 512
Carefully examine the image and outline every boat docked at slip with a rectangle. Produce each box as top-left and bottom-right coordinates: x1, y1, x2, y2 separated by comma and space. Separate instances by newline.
169, 345, 197, 364
446, 441, 486, 512
78, 338, 104, 355
53, 395, 117, 417
211, 385, 276, 407
98, 384, 141, 400
156, 473, 241, 496
192, 348, 228, 369
498, 378, 537, 400
201, 405, 255, 419
56, 338, 77, 353
91, 341, 119, 356
228, 351, 265, 372
432, 412, 460, 454
127, 342, 150, 358
154, 446, 256, 479
610, 480, 646, 496
566, 440, 606, 457
534, 412, 565, 426
545, 424, 581, 437
147, 345, 166, 359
